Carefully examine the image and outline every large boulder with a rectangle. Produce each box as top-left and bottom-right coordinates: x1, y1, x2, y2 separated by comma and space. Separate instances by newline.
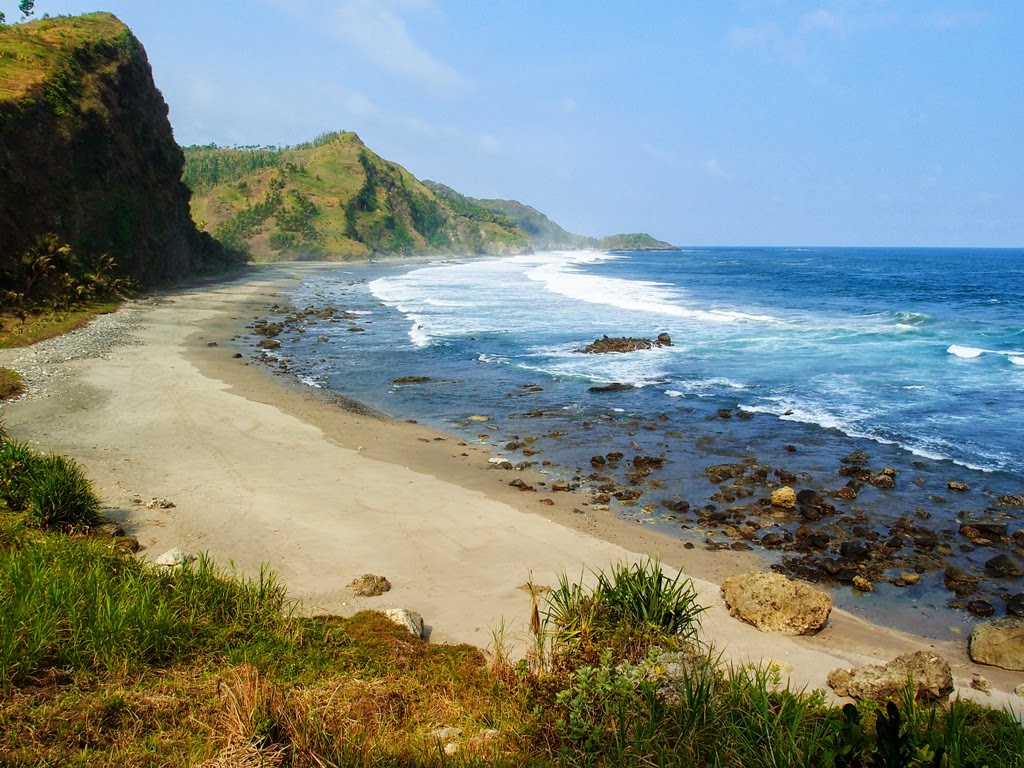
827, 651, 953, 703
969, 618, 1024, 670
720, 572, 831, 635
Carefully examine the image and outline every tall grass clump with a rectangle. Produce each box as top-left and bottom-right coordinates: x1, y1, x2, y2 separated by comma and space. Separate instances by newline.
0, 522, 291, 686
542, 558, 705, 668
24, 453, 101, 528
0, 437, 37, 512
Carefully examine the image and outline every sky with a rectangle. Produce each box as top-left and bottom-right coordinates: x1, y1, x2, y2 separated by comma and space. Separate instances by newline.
5, 1, 1022, 246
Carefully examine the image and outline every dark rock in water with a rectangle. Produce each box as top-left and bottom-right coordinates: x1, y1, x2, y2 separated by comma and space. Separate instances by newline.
784, 444, 797, 452
704, 463, 748, 484
985, 553, 1024, 578
840, 451, 870, 465
831, 485, 859, 501
578, 334, 672, 354
870, 474, 896, 489
590, 454, 606, 467
961, 520, 1009, 538
968, 600, 995, 617
929, 494, 948, 504
840, 541, 870, 560
606, 452, 624, 462
259, 339, 281, 350
588, 382, 635, 393
1007, 593, 1024, 617
661, 499, 690, 514
796, 489, 823, 507
996, 494, 1024, 508
393, 376, 432, 384
806, 532, 832, 550
944, 566, 980, 596
760, 532, 785, 547
948, 481, 971, 492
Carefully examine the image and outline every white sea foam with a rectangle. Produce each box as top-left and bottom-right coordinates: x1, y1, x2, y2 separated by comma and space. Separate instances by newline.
665, 390, 684, 398
297, 375, 323, 389
524, 253, 786, 325
1011, 356, 1024, 366
947, 345, 985, 359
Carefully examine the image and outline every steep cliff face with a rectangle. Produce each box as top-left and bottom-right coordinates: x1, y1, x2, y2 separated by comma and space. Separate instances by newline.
0, 13, 238, 285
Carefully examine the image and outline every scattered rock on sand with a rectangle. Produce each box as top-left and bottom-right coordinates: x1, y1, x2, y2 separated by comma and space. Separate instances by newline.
1016, 683, 1024, 698
348, 574, 391, 597
384, 608, 425, 640
155, 547, 192, 568
720, 571, 831, 635
827, 651, 953, 703
969, 618, 1024, 670
770, 486, 797, 509
146, 497, 176, 509
971, 674, 992, 695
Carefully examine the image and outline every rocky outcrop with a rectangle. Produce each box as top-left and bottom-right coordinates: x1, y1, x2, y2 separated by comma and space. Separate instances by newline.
969, 618, 1024, 670
827, 651, 953, 703
720, 572, 831, 635
578, 334, 672, 354
0, 14, 240, 285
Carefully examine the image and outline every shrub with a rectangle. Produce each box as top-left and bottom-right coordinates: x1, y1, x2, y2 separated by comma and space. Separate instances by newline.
25, 453, 100, 528
0, 438, 38, 512
543, 559, 706, 668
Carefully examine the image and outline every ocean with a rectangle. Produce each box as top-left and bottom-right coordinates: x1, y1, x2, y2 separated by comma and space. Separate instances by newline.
254, 247, 1024, 637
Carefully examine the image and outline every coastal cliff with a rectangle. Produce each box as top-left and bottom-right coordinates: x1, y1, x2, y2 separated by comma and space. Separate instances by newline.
0, 13, 239, 286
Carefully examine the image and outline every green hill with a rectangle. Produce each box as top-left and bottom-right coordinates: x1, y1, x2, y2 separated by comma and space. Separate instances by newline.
594, 232, 675, 251
184, 133, 531, 261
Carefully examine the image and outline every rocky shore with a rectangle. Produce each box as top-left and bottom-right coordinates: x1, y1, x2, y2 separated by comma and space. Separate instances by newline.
1, 264, 1022, 706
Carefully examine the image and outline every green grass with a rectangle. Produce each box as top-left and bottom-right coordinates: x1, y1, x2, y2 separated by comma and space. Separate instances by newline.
0, 447, 1021, 766
0, 366, 24, 400
0, 301, 120, 349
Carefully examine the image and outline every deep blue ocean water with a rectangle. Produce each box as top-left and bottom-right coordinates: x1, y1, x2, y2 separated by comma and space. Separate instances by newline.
259, 247, 1024, 637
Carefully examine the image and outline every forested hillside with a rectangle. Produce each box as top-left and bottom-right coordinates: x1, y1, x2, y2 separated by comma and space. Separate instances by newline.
184, 133, 531, 261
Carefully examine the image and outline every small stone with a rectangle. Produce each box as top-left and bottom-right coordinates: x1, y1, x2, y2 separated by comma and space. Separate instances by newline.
348, 574, 391, 597
852, 576, 875, 592
827, 651, 953, 702
969, 618, 1024, 670
430, 727, 462, 741
896, 572, 920, 586
155, 548, 191, 568
384, 608, 425, 639
259, 339, 280, 350
1016, 683, 1024, 697
443, 743, 459, 756
970, 674, 992, 695
967, 600, 995, 617
207, 341, 218, 347
146, 498, 176, 509
232, 352, 243, 359
948, 481, 971, 492
552, 480, 571, 492
770, 486, 797, 509
1006, 593, 1024, 617
467, 414, 491, 422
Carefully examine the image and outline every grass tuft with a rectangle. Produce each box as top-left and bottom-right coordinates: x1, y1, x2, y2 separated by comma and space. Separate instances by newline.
25, 453, 101, 529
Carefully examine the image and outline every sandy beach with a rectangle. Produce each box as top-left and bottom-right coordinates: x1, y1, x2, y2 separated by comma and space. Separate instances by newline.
1, 263, 1020, 708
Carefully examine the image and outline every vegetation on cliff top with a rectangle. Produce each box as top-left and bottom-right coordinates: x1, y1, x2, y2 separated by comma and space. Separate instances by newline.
184, 132, 531, 261
0, 13, 243, 289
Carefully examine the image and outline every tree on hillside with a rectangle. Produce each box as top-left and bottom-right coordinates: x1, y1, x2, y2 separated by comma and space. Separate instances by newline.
19, 1, 35, 18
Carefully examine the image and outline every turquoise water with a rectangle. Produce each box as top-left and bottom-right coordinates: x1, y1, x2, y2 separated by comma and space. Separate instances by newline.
262, 247, 1024, 637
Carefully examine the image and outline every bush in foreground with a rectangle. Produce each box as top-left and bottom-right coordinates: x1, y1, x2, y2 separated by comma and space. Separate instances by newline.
24, 453, 101, 528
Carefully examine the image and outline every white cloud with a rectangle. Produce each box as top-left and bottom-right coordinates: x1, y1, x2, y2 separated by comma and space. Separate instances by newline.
702, 158, 729, 179
328, 0, 470, 96
799, 9, 844, 35
477, 133, 503, 155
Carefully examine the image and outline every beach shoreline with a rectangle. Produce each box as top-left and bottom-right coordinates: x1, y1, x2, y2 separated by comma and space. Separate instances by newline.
1, 263, 1020, 706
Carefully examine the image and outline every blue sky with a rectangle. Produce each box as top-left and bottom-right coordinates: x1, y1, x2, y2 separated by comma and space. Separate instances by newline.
8, 1, 1022, 246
